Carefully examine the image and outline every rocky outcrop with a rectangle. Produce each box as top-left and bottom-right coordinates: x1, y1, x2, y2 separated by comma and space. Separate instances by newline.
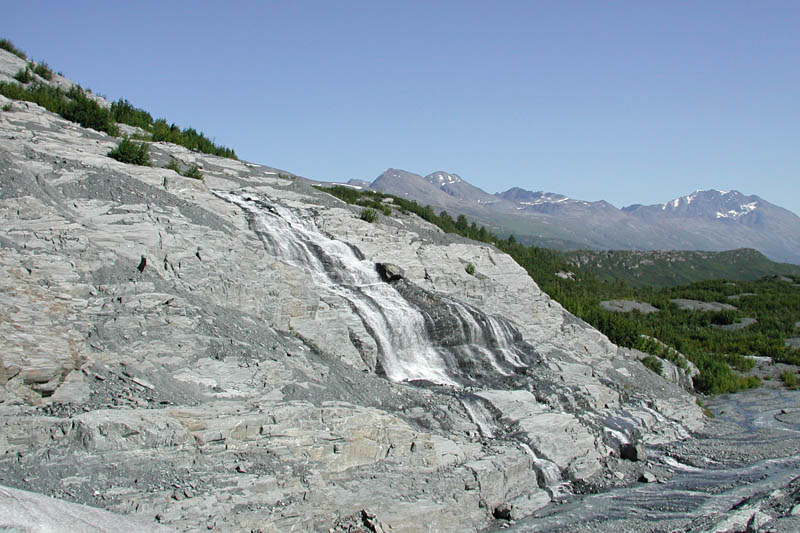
0, 49, 703, 532
600, 300, 659, 314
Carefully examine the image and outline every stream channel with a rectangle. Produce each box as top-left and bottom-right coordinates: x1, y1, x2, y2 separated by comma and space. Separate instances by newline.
490, 387, 800, 532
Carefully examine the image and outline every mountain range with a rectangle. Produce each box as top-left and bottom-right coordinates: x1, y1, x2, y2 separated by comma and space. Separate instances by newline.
348, 169, 800, 264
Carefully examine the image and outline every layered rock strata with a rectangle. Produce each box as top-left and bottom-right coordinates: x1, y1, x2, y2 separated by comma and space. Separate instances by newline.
0, 49, 702, 531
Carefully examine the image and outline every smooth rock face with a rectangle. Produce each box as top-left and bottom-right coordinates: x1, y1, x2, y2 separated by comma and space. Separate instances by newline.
600, 299, 659, 314
0, 485, 172, 532
0, 49, 703, 532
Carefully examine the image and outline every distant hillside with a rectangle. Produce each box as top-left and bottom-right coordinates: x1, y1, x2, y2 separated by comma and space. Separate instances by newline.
565, 248, 800, 287
363, 168, 800, 264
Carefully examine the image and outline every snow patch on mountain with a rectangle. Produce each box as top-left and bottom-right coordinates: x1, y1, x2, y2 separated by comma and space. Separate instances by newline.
716, 202, 759, 219
427, 171, 463, 187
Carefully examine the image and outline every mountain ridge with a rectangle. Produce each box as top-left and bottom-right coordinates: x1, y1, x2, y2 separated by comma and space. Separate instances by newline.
362, 168, 800, 264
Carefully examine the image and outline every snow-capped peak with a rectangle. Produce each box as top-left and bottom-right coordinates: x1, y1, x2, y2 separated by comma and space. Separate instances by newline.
427, 171, 463, 187
656, 189, 760, 219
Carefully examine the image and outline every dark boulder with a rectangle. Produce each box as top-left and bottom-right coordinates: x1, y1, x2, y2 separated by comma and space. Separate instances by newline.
376, 263, 404, 282
621, 442, 647, 462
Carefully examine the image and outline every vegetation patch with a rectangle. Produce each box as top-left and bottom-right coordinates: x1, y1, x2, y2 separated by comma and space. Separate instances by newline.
31, 61, 53, 81
465, 262, 476, 276
164, 160, 203, 180
0, 38, 26, 60
13, 67, 32, 84
0, 39, 237, 159
641, 355, 663, 375
780, 370, 799, 389
108, 138, 151, 166
0, 82, 120, 135
359, 208, 378, 223
182, 164, 203, 180
565, 248, 800, 288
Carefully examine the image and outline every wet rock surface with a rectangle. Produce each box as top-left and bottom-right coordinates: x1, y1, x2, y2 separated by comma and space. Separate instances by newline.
493, 388, 800, 532
1, 50, 705, 531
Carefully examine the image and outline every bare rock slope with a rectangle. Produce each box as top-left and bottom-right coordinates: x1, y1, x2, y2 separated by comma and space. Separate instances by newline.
0, 50, 701, 532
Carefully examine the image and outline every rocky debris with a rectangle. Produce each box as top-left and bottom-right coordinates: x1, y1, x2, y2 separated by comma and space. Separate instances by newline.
0, 48, 704, 531
638, 471, 657, 483
375, 262, 404, 282
599, 300, 659, 314
330, 509, 388, 532
493, 502, 514, 520
620, 443, 647, 462
670, 299, 737, 312
704, 504, 772, 532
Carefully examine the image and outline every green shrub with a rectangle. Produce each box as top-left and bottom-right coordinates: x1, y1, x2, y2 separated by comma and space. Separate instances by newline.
641, 355, 663, 375
465, 262, 476, 276
1, 103, 11, 112
182, 164, 203, 180
32, 61, 53, 80
1, 55, 237, 158
108, 138, 151, 166
0, 81, 119, 136
13, 68, 32, 84
0, 38, 26, 60
0, 81, 62, 108
111, 98, 153, 130
151, 118, 237, 159
164, 160, 204, 180
359, 208, 378, 223
62, 86, 119, 136
780, 370, 799, 389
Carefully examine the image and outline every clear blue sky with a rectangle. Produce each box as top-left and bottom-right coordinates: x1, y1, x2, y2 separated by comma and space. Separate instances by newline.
5, 1, 799, 213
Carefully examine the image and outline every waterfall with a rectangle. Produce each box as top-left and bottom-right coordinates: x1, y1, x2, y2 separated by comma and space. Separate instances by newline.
214, 190, 533, 386
461, 396, 498, 438
519, 443, 571, 497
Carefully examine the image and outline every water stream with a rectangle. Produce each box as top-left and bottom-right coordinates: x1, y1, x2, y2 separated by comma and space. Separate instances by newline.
493, 388, 800, 531
214, 191, 530, 386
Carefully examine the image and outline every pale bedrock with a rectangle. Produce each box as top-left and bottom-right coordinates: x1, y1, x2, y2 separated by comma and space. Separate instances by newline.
0, 48, 702, 531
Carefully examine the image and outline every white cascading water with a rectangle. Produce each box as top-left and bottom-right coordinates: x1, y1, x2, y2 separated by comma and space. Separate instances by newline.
460, 396, 497, 438
446, 301, 519, 375
215, 191, 530, 387
215, 191, 457, 384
